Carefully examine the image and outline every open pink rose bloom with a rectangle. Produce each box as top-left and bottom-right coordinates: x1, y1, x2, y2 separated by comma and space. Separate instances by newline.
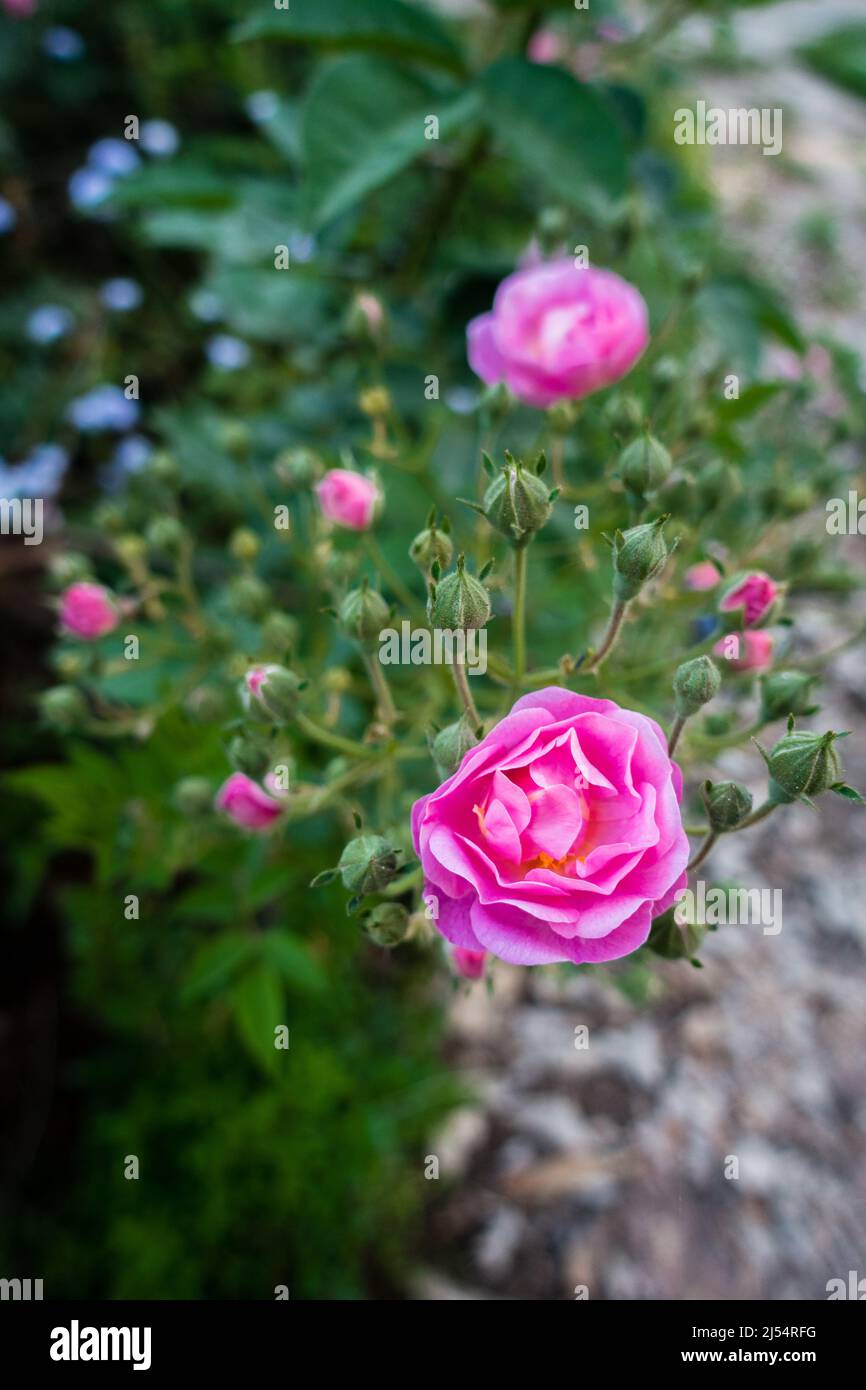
467, 260, 649, 409
413, 689, 689, 967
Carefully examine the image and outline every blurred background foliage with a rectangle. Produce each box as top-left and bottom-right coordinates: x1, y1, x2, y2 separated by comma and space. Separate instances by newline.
1, 0, 864, 1298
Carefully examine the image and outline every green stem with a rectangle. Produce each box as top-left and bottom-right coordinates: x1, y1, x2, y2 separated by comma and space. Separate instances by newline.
451, 660, 480, 728
512, 546, 528, 692
735, 798, 779, 831
667, 712, 687, 756
362, 651, 397, 728
295, 712, 378, 760
687, 831, 717, 872
363, 535, 422, 617
585, 600, 628, 673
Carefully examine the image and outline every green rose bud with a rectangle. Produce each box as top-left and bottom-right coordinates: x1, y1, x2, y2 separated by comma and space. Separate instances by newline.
602, 393, 645, 432
243, 664, 303, 722
145, 516, 186, 553
228, 732, 271, 780
227, 574, 270, 619
260, 611, 300, 657
173, 776, 214, 817
701, 779, 753, 832
764, 727, 844, 804
619, 433, 672, 499
273, 448, 321, 489
409, 515, 453, 575
479, 381, 513, 422
647, 906, 706, 962
39, 684, 87, 732
431, 715, 479, 781
697, 459, 740, 509
612, 516, 670, 602
364, 902, 411, 948
673, 655, 721, 717
338, 581, 390, 646
429, 555, 490, 631
483, 452, 554, 548
759, 670, 818, 723
229, 528, 261, 563
337, 834, 401, 896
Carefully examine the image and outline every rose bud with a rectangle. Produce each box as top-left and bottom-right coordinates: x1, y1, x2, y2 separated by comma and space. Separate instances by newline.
337, 834, 401, 896
701, 779, 753, 832
242, 664, 303, 722
713, 630, 774, 672
452, 947, 487, 980
762, 726, 845, 805
431, 715, 478, 781
759, 670, 819, 723
720, 571, 780, 628
618, 432, 672, 499
673, 655, 721, 717
684, 561, 720, 592
315, 468, 380, 531
228, 732, 272, 780
338, 581, 390, 646
227, 574, 270, 619
59, 581, 119, 640
173, 776, 214, 817
364, 902, 410, 948
409, 513, 453, 576
145, 516, 186, 553
612, 516, 670, 602
229, 528, 261, 563
429, 554, 490, 630
348, 292, 385, 340
273, 447, 322, 490
260, 611, 300, 657
467, 261, 648, 409
482, 451, 554, 548
647, 907, 706, 962
39, 684, 87, 731
215, 772, 283, 831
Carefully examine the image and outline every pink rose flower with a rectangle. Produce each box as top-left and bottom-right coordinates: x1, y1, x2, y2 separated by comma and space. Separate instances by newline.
215, 772, 283, 831
720, 571, 778, 627
452, 947, 487, 980
315, 468, 379, 531
412, 688, 688, 967
527, 29, 565, 65
713, 630, 774, 672
684, 561, 720, 592
467, 261, 649, 409
59, 581, 119, 640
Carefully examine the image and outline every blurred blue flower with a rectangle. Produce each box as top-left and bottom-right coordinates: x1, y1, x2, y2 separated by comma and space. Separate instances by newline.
691, 615, 720, 643
66, 385, 139, 433
87, 138, 141, 178
445, 387, 478, 416
0, 197, 17, 234
68, 167, 113, 211
100, 278, 143, 312
42, 26, 86, 61
100, 434, 154, 492
140, 119, 180, 157
289, 232, 316, 264
0, 444, 69, 499
245, 91, 279, 124
189, 290, 223, 323
206, 334, 251, 371
26, 304, 75, 344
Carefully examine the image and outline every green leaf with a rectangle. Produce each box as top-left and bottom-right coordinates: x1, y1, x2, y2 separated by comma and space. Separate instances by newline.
231, 962, 286, 1076
301, 57, 479, 228
233, 0, 463, 72
260, 933, 327, 993
477, 59, 628, 219
181, 932, 255, 1003
830, 783, 865, 802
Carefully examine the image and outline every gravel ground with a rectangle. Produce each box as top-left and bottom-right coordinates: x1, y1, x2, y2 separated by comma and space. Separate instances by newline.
417, 3, 866, 1301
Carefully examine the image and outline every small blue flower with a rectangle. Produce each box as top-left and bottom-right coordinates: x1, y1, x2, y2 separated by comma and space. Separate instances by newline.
0, 444, 69, 500
66, 384, 140, 433
0, 197, 17, 234
691, 615, 720, 643
189, 290, 223, 323
42, 27, 86, 61
245, 91, 279, 124
206, 334, 251, 371
140, 119, 180, 158
100, 278, 143, 312
68, 167, 113, 211
87, 138, 141, 178
26, 304, 75, 344
289, 232, 316, 265
445, 387, 478, 416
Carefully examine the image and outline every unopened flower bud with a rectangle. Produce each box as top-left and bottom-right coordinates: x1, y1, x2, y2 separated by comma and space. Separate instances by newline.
483, 452, 554, 548
242, 664, 303, 722
173, 776, 214, 817
479, 381, 512, 421
358, 386, 391, 419
764, 727, 844, 804
619, 433, 672, 498
647, 906, 706, 962
145, 516, 186, 553
229, 528, 261, 563
228, 732, 272, 780
430, 555, 490, 631
452, 946, 487, 980
547, 400, 579, 435
337, 834, 400, 896
364, 902, 410, 948
348, 292, 385, 340
339, 582, 390, 646
612, 516, 670, 602
39, 684, 87, 731
260, 611, 299, 657
431, 715, 478, 780
759, 670, 818, 723
673, 655, 721, 716
697, 458, 740, 508
409, 521, 453, 575
227, 574, 270, 618
602, 393, 645, 432
701, 779, 753, 831
273, 448, 321, 489
720, 571, 780, 629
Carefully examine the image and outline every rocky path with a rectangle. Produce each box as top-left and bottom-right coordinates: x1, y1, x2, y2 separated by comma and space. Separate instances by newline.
418, 3, 866, 1300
